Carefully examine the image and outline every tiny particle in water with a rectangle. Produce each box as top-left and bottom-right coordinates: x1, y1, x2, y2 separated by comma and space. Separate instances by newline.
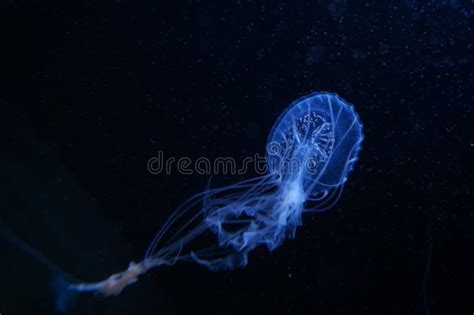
306, 44, 325, 65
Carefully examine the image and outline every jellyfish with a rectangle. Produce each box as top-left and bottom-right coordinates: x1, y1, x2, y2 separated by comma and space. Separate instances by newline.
66, 92, 364, 300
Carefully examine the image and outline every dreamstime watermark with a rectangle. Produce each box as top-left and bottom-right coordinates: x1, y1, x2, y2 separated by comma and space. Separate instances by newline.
147, 142, 322, 176
147, 150, 268, 175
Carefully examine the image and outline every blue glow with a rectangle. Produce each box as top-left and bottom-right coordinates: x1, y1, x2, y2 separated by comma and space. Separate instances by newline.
69, 92, 364, 295
145, 91, 364, 269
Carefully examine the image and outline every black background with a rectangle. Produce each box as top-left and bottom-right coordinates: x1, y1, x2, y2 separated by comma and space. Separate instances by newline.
0, 1, 472, 314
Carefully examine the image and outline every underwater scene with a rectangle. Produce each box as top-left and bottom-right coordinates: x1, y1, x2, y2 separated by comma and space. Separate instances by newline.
0, 1, 472, 314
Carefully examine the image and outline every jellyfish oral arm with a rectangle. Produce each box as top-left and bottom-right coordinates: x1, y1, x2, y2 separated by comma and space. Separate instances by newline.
69, 261, 149, 296
283, 180, 305, 206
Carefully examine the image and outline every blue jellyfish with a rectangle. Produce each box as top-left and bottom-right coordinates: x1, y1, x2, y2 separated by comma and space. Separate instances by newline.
67, 92, 364, 298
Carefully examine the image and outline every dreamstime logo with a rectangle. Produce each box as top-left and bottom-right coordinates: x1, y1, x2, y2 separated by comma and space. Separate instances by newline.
147, 151, 268, 175
147, 142, 322, 176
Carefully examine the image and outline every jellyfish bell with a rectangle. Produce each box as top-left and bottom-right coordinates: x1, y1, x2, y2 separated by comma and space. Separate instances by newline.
266, 92, 363, 209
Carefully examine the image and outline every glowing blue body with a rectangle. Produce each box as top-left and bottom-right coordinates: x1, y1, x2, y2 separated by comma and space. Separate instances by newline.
144, 92, 364, 271
2, 92, 364, 302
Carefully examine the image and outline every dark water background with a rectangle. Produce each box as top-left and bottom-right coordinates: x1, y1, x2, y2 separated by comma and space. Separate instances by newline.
0, 1, 472, 314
